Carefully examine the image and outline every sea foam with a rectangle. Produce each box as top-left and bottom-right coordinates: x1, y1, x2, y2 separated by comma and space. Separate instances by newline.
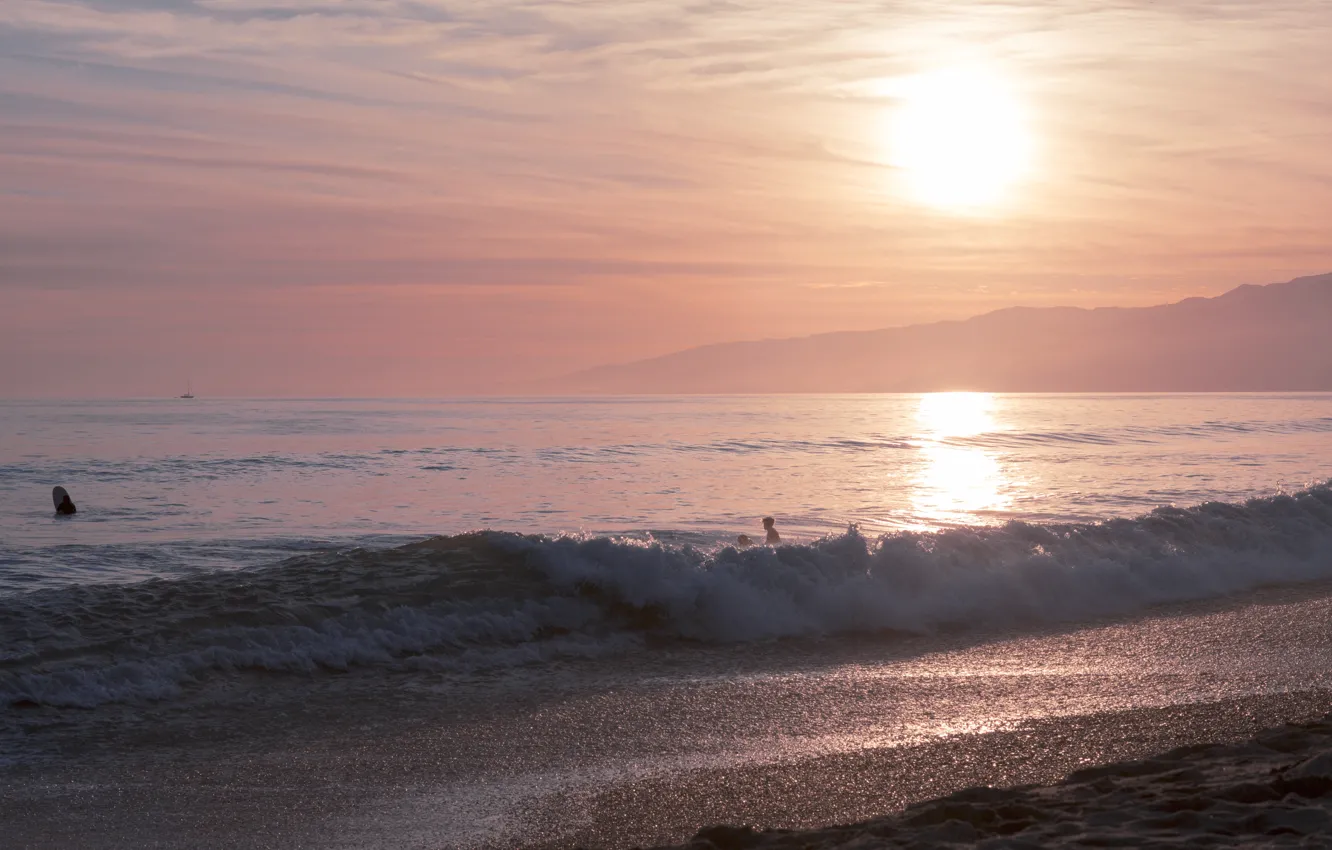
3, 485, 1332, 708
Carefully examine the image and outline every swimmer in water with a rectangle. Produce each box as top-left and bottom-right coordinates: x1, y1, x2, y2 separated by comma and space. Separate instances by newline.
736, 534, 753, 547
54, 488, 77, 515
762, 516, 780, 544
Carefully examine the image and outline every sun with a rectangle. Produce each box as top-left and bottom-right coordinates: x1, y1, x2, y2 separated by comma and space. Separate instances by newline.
885, 67, 1033, 212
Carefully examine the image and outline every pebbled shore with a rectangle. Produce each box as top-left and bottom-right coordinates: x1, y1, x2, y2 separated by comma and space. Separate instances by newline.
649, 714, 1332, 849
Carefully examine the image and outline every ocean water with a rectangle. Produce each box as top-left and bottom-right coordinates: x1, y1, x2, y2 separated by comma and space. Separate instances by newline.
2, 393, 1331, 710
3, 393, 1330, 586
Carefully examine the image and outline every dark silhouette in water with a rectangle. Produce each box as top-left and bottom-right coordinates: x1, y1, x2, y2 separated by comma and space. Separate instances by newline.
737, 519, 780, 546
53, 486, 76, 515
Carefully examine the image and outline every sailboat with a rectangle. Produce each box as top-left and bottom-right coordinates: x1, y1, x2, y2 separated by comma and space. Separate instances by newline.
180, 379, 195, 399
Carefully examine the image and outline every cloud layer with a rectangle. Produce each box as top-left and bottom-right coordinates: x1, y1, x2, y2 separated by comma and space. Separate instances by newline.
2, 0, 1331, 394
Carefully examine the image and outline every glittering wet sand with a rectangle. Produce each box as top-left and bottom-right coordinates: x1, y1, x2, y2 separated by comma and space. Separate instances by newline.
647, 709, 1332, 850
6, 584, 1332, 849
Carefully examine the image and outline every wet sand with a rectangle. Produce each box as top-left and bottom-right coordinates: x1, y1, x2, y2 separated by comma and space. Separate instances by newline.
4, 691, 1332, 849
648, 709, 1332, 849
6, 584, 1332, 849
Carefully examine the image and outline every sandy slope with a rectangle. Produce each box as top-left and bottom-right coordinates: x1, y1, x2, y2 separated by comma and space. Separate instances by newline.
650, 714, 1332, 849
9, 584, 1332, 849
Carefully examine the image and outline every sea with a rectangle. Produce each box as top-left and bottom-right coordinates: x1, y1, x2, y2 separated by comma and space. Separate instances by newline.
3, 393, 1332, 847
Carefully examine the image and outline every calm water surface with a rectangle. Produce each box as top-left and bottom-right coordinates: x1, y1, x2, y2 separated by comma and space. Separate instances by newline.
1, 393, 1329, 588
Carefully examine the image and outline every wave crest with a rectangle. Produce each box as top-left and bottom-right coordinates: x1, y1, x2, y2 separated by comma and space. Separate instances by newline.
4, 484, 1332, 708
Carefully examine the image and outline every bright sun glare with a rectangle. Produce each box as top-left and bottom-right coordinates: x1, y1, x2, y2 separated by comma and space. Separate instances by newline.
911, 392, 1012, 527
886, 67, 1033, 212
916, 391, 995, 438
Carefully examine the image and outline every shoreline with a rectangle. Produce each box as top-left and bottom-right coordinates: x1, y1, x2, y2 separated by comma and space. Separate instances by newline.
4, 690, 1332, 849
549, 691, 1332, 849
7, 582, 1332, 848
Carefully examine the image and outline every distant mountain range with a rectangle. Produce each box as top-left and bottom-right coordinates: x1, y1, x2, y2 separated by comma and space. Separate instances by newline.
550, 273, 1332, 393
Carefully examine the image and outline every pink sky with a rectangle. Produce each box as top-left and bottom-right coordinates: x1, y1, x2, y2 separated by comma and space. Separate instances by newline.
2, 0, 1331, 396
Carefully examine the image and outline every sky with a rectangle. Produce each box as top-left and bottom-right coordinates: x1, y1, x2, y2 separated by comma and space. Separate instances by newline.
2, 0, 1331, 396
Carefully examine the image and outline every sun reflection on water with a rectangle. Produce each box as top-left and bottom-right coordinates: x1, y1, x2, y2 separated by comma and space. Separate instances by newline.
917, 391, 995, 438
910, 393, 1013, 528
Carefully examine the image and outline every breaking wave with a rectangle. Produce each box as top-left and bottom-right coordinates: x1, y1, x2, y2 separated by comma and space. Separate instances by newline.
4, 484, 1332, 709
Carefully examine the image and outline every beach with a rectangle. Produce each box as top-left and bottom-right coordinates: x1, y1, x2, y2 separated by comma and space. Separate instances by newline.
3, 395, 1332, 848
7, 580, 1332, 849
648, 710, 1332, 849
7, 692, 1332, 849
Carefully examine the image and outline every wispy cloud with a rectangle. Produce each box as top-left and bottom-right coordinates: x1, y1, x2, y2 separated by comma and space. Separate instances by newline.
2, 1, 1331, 393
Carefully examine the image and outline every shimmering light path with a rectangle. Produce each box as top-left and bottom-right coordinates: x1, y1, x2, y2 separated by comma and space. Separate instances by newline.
2, 393, 1329, 590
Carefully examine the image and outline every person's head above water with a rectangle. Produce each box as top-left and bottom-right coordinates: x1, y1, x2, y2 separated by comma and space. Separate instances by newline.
762, 517, 775, 529
52, 486, 77, 515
